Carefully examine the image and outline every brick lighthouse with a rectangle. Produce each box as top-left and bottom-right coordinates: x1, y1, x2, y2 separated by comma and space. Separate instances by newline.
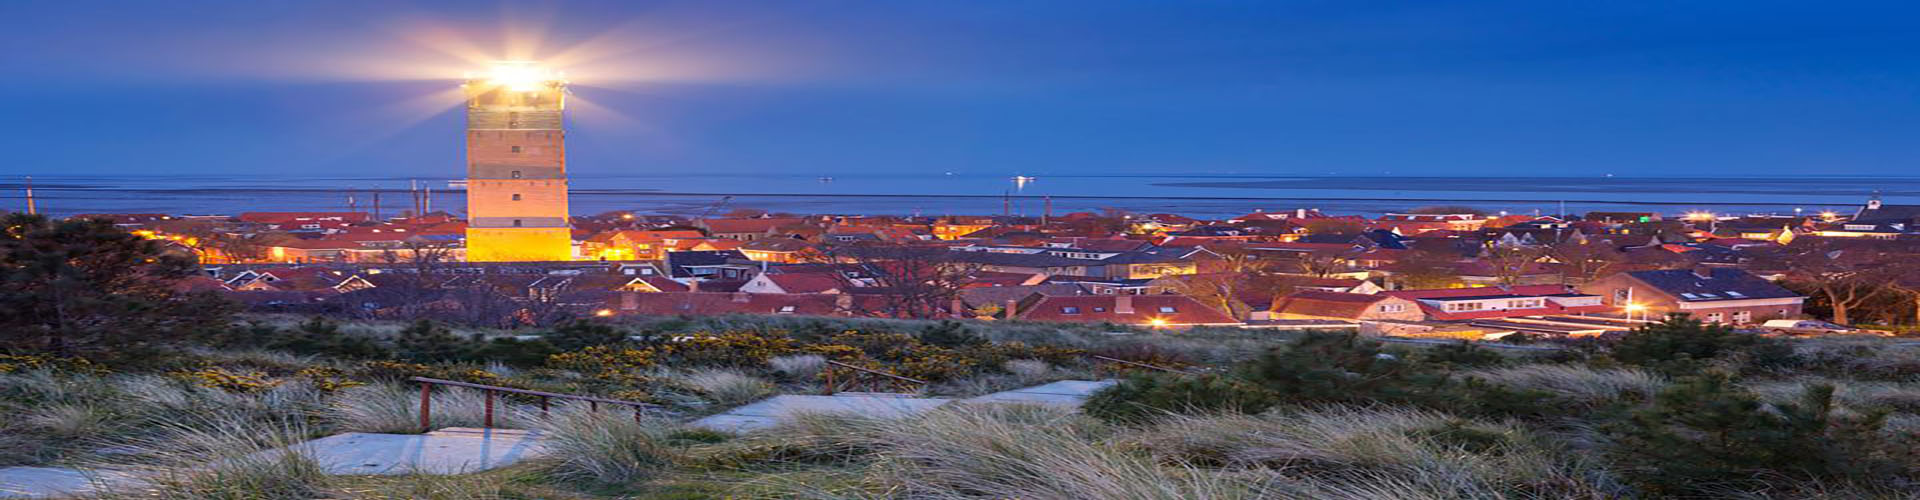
462, 62, 574, 262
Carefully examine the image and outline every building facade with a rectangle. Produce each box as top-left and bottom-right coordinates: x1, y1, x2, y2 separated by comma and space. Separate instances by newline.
463, 63, 574, 262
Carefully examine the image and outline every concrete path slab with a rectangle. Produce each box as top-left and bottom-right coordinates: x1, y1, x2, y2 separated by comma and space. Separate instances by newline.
962, 379, 1119, 408
692, 394, 953, 433
274, 427, 546, 476
0, 467, 140, 499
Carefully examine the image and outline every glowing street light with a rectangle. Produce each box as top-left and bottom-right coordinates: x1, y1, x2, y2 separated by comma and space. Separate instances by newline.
1624, 303, 1646, 321
1147, 317, 1168, 328
594, 308, 615, 317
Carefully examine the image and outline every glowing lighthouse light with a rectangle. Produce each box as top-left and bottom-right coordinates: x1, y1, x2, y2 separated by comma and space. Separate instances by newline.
484, 61, 560, 92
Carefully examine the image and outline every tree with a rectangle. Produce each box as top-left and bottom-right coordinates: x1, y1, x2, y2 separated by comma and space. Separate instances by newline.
1544, 239, 1625, 284
816, 242, 980, 319
1479, 242, 1547, 286
1390, 249, 1463, 289
1779, 239, 1891, 325
0, 214, 230, 355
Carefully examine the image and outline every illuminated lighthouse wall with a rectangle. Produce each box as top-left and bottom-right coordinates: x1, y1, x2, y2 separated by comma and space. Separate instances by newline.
463, 63, 575, 262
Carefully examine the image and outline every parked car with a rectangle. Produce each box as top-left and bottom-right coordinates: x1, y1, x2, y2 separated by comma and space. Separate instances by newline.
1759, 319, 1891, 336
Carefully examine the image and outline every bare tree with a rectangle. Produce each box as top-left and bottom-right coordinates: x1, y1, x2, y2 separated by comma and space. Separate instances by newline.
1481, 243, 1547, 287
816, 242, 981, 319
1545, 239, 1626, 285
1780, 240, 1892, 325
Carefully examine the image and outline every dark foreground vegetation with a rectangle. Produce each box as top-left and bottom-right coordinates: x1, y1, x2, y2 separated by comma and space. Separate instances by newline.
6, 211, 1920, 498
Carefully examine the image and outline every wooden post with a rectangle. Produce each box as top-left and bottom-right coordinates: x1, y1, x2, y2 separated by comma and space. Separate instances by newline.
540, 396, 550, 418
483, 389, 495, 429
418, 383, 432, 433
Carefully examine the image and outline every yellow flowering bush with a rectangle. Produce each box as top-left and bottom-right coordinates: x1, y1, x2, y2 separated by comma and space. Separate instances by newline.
0, 354, 103, 374
172, 367, 282, 393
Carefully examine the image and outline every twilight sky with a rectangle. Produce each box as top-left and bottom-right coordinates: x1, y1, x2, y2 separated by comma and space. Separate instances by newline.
3, 1, 1918, 179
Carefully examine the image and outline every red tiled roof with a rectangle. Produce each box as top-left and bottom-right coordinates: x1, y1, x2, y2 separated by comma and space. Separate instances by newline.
701, 218, 807, 234
765, 273, 844, 294
1270, 290, 1390, 320
1383, 285, 1572, 300
1014, 295, 1239, 326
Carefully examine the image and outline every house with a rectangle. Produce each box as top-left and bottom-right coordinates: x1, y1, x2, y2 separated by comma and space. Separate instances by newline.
738, 272, 845, 294
1290, 277, 1385, 295
1381, 285, 1611, 321
665, 250, 762, 281
610, 292, 850, 316
1010, 294, 1241, 327
238, 212, 370, 233
1579, 268, 1806, 325
581, 229, 705, 261
1266, 291, 1423, 322
227, 267, 374, 293
738, 237, 817, 263
697, 218, 810, 241
1820, 197, 1920, 239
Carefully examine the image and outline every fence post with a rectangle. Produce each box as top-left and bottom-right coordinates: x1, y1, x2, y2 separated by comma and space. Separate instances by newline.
483, 389, 495, 429
418, 382, 432, 433
824, 368, 835, 395
540, 396, 550, 418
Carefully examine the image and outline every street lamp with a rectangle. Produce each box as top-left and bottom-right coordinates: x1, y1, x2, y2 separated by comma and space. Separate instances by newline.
1624, 303, 1645, 321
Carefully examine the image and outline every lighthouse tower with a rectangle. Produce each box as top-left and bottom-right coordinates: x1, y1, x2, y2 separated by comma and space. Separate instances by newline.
462, 62, 574, 262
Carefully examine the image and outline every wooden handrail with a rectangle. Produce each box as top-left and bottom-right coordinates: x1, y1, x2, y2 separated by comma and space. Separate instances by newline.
410, 376, 661, 432
1089, 355, 1195, 375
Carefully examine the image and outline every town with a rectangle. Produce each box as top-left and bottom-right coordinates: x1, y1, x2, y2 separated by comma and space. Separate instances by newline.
68, 196, 1920, 339
7, 3, 1920, 498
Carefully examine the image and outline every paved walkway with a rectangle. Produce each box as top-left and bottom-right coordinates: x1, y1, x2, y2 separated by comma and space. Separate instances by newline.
961, 379, 1117, 408
0, 428, 544, 498
691, 393, 954, 433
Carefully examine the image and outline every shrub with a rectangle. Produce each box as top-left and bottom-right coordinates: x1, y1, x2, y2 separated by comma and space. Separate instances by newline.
545, 320, 630, 351
392, 320, 475, 363
919, 320, 987, 348
1083, 373, 1277, 424
266, 317, 389, 359
1463, 364, 1665, 408
1414, 342, 1507, 368
1607, 372, 1899, 495
1611, 315, 1783, 373
1237, 331, 1446, 406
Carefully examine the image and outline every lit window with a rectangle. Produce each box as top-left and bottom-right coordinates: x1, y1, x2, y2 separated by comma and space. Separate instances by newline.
512, 194, 522, 201
778, 306, 796, 314
1061, 307, 1081, 314
1158, 306, 1177, 313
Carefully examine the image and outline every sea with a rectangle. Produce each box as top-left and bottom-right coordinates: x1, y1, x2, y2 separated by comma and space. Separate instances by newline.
3, 173, 1908, 220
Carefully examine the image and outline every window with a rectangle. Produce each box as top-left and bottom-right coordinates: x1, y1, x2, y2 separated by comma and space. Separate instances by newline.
510, 146, 522, 153
1704, 312, 1724, 323
1733, 310, 1753, 323
1445, 302, 1486, 312
1061, 306, 1081, 314
512, 219, 523, 227
777, 306, 796, 314
511, 170, 522, 179
1158, 306, 1177, 313
1380, 304, 1406, 313
511, 194, 522, 201
1093, 307, 1107, 312
1778, 309, 1790, 317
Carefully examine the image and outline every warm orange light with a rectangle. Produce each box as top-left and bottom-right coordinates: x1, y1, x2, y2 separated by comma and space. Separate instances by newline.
1148, 317, 1168, 328
483, 61, 560, 92
594, 309, 615, 317
1624, 303, 1645, 312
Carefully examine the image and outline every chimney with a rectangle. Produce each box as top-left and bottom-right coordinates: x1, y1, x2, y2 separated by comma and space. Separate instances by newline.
1296, 208, 1307, 219
951, 298, 966, 318
1115, 295, 1135, 314
1004, 299, 1018, 319
688, 279, 701, 293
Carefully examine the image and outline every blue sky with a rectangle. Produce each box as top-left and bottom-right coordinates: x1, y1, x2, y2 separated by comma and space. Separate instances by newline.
3, 0, 1918, 178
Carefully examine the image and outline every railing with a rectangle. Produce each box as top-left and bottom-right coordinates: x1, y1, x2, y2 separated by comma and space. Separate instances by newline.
821, 360, 928, 394
1088, 355, 1196, 376
410, 376, 663, 432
